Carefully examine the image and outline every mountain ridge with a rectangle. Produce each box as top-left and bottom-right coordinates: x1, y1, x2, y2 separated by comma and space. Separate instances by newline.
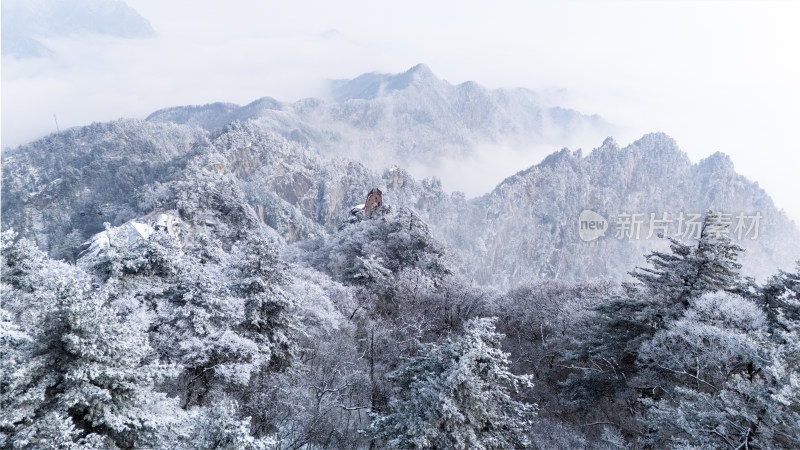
3, 66, 797, 287
2, 115, 796, 287
329, 63, 439, 101
146, 64, 612, 169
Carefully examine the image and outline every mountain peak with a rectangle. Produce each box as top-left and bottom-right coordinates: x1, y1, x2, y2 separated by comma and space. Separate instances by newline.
330, 64, 442, 102
386, 63, 439, 91
591, 132, 691, 169
697, 151, 735, 173
404, 63, 435, 79
631, 132, 679, 152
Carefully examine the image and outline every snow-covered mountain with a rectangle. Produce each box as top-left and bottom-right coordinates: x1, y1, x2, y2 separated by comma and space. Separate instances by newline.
4, 65, 800, 449
430, 133, 799, 285
146, 64, 612, 169
2, 0, 154, 58
2, 117, 797, 287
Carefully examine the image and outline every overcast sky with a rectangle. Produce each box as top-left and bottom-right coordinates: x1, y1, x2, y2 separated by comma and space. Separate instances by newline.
3, 0, 799, 223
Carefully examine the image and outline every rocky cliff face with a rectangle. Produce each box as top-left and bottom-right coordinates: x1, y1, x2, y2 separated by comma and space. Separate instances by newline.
428, 133, 799, 285
1, 119, 450, 257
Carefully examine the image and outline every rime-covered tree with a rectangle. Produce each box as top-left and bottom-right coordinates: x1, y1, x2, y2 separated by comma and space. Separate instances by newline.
229, 238, 295, 370
641, 291, 800, 448
309, 207, 451, 288
630, 210, 747, 320
238, 265, 372, 448
490, 279, 614, 430
761, 261, 800, 326
369, 317, 536, 449
0, 234, 183, 449
194, 401, 273, 450
80, 176, 297, 410
561, 212, 749, 434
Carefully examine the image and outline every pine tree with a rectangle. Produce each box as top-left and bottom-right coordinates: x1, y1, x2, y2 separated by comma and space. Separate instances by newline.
761, 261, 800, 326
1, 236, 182, 449
630, 210, 746, 322
641, 291, 800, 448
369, 317, 536, 449
561, 212, 748, 430
154, 249, 260, 408
229, 237, 295, 370
195, 401, 273, 450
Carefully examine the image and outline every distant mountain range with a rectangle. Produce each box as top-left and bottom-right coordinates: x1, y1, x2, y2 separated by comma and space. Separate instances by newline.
147, 64, 612, 169
1, 0, 154, 58
2, 66, 797, 286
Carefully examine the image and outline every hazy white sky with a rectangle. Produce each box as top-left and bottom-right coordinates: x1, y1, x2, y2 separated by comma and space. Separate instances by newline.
3, 0, 799, 223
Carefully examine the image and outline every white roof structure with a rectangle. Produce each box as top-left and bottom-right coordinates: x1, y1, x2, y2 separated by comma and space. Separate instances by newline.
78, 212, 183, 262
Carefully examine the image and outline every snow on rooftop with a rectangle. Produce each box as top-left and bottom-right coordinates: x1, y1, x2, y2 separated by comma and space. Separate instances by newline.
78, 212, 182, 262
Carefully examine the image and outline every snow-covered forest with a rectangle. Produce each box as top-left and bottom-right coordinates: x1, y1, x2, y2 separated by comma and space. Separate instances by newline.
2, 65, 800, 449
3, 190, 800, 448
